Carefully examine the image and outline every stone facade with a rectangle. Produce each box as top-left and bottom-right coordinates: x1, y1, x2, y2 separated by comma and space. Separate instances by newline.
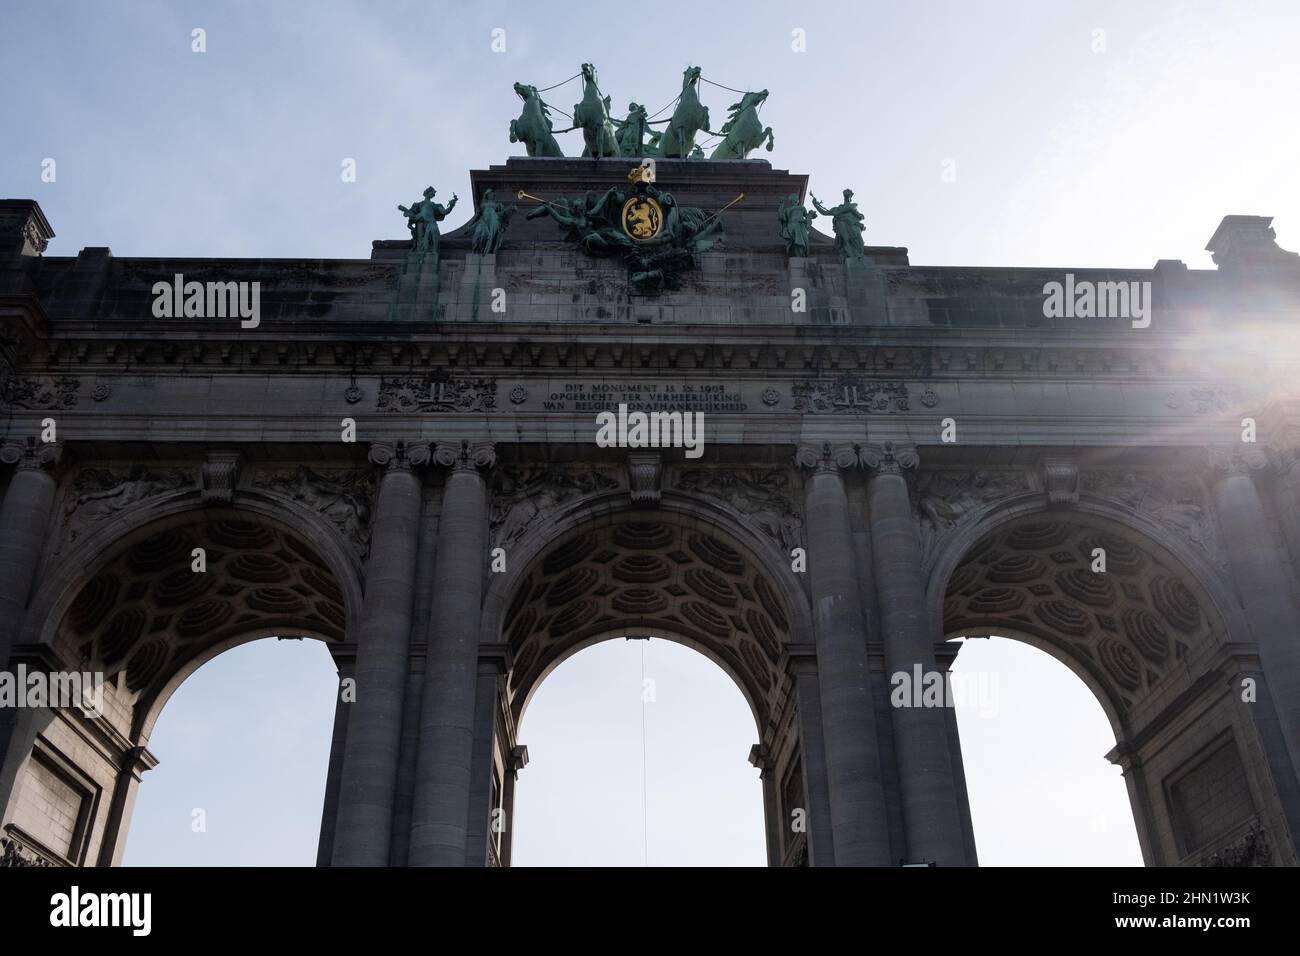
1, 157, 1298, 866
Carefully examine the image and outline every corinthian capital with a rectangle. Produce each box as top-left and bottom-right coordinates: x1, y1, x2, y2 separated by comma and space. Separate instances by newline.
1207, 444, 1268, 479
793, 441, 859, 474
369, 439, 431, 471
0, 437, 62, 472
432, 439, 496, 472
858, 441, 919, 476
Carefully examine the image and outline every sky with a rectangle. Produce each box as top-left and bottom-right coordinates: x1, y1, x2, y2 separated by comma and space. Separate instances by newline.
6, 0, 1292, 866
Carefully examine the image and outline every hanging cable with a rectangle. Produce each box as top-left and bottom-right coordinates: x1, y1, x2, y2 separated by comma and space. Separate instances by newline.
700, 76, 752, 95
640, 638, 649, 868
645, 93, 682, 122
534, 72, 581, 92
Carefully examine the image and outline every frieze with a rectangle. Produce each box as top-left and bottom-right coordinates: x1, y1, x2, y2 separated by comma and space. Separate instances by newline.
490, 464, 621, 548
377, 370, 497, 413
791, 375, 936, 414
915, 470, 1031, 564
1164, 386, 1247, 415
673, 467, 803, 552
1079, 470, 1224, 569
1196, 823, 1271, 867
60, 466, 193, 547
1, 375, 79, 410
252, 465, 376, 559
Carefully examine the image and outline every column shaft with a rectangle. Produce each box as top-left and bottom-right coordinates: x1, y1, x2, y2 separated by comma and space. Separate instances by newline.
464, 654, 504, 867
803, 466, 892, 865
867, 467, 967, 865
0, 462, 57, 667
331, 465, 423, 865
408, 464, 488, 866
790, 662, 838, 865
1215, 470, 1300, 775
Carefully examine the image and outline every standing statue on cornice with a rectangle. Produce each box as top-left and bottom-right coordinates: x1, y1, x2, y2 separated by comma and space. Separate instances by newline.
778, 193, 817, 257
811, 189, 865, 260
398, 186, 457, 257
468, 188, 514, 255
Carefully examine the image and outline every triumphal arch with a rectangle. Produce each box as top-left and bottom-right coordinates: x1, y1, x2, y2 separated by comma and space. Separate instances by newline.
2, 66, 1299, 867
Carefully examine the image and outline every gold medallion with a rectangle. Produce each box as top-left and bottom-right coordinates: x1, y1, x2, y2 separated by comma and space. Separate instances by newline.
621, 196, 663, 241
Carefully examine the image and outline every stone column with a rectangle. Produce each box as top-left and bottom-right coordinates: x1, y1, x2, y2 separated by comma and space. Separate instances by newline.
499, 744, 528, 868
1107, 743, 1160, 866
408, 440, 494, 867
0, 439, 61, 669
0, 440, 59, 819
1211, 448, 1300, 776
95, 745, 159, 866
465, 642, 510, 867
934, 642, 979, 866
781, 644, 838, 866
794, 442, 891, 866
747, 745, 781, 867
330, 441, 427, 866
316, 653, 354, 866
861, 442, 967, 866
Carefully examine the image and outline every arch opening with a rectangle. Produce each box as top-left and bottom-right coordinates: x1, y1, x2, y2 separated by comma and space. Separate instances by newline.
511, 637, 766, 866
1, 509, 348, 867
121, 636, 337, 866
937, 511, 1287, 866
948, 635, 1143, 865
484, 509, 810, 867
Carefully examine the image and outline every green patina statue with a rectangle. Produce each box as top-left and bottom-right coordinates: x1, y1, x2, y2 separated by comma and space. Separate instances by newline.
468, 188, 513, 255
615, 102, 651, 158
658, 66, 711, 159
510, 83, 564, 158
524, 173, 725, 293
574, 63, 620, 158
507, 66, 777, 162
710, 90, 775, 160
778, 193, 817, 257
811, 189, 865, 260
398, 186, 457, 257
